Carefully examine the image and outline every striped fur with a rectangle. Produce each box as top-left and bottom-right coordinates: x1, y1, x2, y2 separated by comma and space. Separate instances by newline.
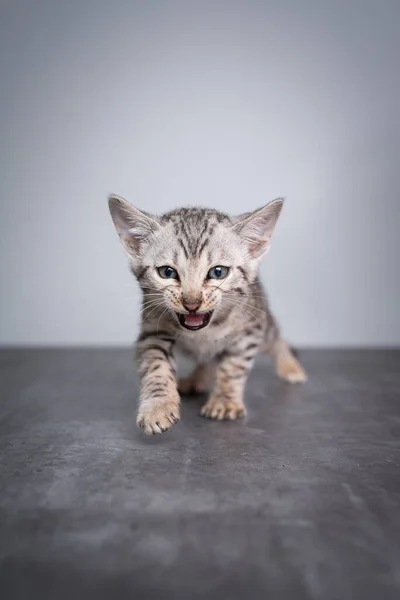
109, 195, 307, 434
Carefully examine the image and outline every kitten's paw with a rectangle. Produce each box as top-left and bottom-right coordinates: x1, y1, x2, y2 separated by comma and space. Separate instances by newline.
276, 356, 308, 383
200, 397, 246, 421
137, 398, 180, 435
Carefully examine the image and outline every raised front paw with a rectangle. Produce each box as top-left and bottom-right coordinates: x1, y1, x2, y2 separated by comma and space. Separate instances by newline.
200, 396, 246, 421
137, 397, 180, 435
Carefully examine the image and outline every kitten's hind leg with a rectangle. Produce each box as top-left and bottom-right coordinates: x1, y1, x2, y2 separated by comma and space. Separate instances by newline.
178, 363, 216, 395
272, 338, 307, 383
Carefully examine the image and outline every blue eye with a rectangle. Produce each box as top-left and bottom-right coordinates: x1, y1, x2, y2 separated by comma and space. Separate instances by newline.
207, 266, 229, 280
158, 266, 179, 279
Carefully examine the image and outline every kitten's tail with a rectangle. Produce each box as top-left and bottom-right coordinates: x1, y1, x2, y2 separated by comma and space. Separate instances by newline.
262, 336, 307, 384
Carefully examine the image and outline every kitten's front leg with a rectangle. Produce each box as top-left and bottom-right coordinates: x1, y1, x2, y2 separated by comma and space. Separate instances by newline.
136, 336, 179, 434
200, 343, 259, 420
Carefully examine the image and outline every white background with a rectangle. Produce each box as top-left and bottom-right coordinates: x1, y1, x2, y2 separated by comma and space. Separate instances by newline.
1, 0, 399, 346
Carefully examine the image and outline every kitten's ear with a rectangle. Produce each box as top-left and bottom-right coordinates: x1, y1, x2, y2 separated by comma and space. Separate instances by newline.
232, 198, 284, 258
108, 194, 160, 254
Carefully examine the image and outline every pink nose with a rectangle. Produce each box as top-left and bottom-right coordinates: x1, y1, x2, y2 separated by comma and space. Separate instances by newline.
184, 302, 201, 312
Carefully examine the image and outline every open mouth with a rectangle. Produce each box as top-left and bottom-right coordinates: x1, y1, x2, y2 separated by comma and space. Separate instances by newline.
177, 311, 213, 331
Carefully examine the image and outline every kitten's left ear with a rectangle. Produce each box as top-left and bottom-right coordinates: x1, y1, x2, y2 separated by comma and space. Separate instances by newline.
232, 198, 284, 258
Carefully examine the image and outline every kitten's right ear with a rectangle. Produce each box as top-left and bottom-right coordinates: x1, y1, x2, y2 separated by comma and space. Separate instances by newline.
108, 194, 160, 254
232, 198, 284, 258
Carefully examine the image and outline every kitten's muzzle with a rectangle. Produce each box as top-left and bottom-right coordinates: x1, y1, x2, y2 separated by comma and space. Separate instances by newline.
183, 301, 201, 312
176, 311, 213, 331
181, 293, 203, 313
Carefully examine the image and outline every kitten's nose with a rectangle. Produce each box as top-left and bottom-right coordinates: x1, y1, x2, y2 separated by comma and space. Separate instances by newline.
182, 300, 202, 313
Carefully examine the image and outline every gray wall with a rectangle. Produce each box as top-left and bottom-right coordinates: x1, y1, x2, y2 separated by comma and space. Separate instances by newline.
1, 0, 399, 346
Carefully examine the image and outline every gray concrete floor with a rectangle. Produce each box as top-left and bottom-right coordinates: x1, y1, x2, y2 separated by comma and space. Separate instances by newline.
0, 349, 399, 599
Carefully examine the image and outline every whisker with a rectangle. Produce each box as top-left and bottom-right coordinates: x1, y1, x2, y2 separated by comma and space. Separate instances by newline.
140, 299, 164, 313
222, 291, 268, 301
138, 299, 161, 308
141, 298, 163, 307
234, 300, 267, 315
118, 292, 164, 306
142, 292, 163, 298
141, 305, 165, 325
156, 307, 169, 334
223, 298, 259, 321
214, 280, 267, 303
139, 302, 164, 316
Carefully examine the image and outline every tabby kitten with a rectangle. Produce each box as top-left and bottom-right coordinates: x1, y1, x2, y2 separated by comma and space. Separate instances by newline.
109, 194, 307, 435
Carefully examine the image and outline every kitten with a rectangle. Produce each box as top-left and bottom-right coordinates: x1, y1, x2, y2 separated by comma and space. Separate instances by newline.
108, 194, 307, 435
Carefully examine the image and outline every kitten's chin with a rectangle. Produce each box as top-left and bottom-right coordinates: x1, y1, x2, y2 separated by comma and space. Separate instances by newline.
176, 311, 213, 331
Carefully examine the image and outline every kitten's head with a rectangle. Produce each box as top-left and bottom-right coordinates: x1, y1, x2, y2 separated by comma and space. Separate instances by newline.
109, 195, 283, 331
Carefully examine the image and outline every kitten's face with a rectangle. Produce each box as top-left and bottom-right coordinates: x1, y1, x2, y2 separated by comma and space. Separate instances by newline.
109, 197, 283, 331
136, 217, 250, 330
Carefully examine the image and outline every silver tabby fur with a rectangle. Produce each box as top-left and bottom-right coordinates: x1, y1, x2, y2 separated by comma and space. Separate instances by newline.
109, 194, 307, 434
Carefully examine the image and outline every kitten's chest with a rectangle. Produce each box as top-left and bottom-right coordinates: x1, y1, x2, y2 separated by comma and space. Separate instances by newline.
176, 328, 229, 360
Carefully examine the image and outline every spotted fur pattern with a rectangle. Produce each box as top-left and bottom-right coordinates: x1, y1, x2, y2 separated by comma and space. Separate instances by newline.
109, 195, 307, 434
